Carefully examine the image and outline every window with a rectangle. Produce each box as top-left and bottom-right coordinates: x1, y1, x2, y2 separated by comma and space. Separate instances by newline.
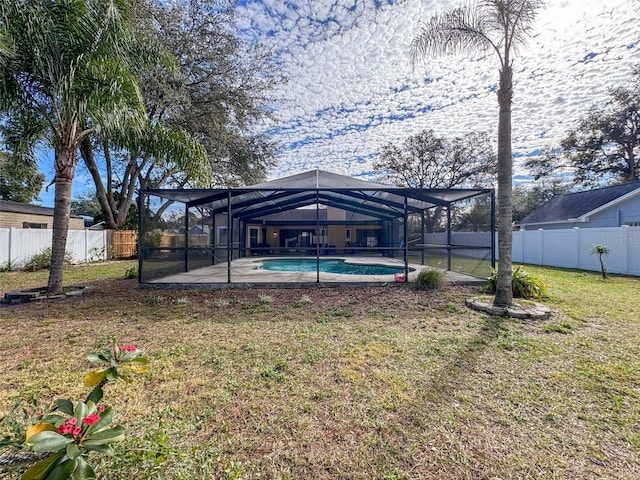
217, 226, 228, 246
247, 226, 260, 247
625, 221, 640, 227
23, 222, 47, 229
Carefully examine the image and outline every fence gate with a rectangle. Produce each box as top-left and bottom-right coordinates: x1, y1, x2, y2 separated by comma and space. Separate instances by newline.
112, 230, 138, 259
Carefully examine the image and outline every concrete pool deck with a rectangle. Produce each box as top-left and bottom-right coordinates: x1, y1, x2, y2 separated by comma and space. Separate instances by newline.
145, 256, 484, 287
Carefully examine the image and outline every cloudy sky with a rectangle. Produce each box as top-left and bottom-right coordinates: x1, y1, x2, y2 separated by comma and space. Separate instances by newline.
235, 0, 640, 184
34, 0, 640, 207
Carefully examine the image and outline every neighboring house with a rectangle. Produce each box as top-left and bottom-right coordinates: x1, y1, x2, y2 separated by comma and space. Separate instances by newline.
517, 181, 640, 230
0, 200, 85, 230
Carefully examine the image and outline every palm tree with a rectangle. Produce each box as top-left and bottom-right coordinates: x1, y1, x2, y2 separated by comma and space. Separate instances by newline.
0, 0, 147, 293
410, 0, 544, 307
590, 244, 610, 279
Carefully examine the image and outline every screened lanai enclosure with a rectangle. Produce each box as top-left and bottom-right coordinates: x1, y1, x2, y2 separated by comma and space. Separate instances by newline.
138, 170, 495, 286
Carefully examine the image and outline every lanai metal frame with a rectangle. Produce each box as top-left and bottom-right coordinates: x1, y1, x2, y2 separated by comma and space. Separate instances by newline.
138, 170, 495, 285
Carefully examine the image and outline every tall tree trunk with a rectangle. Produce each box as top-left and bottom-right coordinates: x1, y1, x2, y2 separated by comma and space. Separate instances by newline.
47, 143, 77, 293
80, 137, 118, 229
494, 65, 513, 307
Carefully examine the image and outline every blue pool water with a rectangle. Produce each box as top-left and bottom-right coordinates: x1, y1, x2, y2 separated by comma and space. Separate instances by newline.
258, 258, 414, 275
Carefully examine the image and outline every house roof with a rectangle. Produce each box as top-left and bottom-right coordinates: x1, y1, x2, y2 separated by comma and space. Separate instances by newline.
144, 169, 492, 222
0, 200, 83, 219
518, 181, 640, 226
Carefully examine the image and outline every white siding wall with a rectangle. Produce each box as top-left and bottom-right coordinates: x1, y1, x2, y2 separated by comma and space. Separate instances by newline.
0, 228, 108, 267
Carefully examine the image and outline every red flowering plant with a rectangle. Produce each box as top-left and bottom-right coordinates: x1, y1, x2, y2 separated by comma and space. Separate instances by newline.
22, 400, 123, 479
0, 340, 147, 480
83, 341, 148, 400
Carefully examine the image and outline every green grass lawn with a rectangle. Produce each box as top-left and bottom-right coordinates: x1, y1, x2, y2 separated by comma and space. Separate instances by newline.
1, 261, 639, 479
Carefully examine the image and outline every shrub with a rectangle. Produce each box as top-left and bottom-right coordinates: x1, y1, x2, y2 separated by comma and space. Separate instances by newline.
259, 294, 273, 304
140, 231, 163, 259
296, 295, 312, 306
414, 269, 445, 291
124, 266, 138, 279
22, 248, 73, 272
487, 265, 548, 301
0, 261, 14, 272
142, 231, 162, 249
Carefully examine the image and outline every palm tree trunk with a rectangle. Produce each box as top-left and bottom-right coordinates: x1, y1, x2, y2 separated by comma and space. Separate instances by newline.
599, 254, 607, 278
47, 144, 77, 293
494, 65, 513, 307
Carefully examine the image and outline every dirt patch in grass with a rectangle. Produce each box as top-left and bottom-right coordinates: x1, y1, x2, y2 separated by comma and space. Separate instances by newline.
1, 262, 640, 479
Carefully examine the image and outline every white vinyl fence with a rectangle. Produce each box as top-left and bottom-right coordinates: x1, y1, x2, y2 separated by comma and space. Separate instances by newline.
0, 227, 108, 268
512, 226, 640, 276
424, 226, 640, 276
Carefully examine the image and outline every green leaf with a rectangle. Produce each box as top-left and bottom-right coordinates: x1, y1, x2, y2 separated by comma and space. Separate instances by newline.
41, 414, 65, 425
74, 402, 88, 423
21, 451, 65, 480
83, 443, 115, 456
105, 368, 118, 381
30, 431, 74, 453
47, 458, 77, 480
85, 401, 97, 414
130, 357, 149, 365
87, 352, 111, 363
71, 456, 96, 480
82, 426, 125, 446
54, 399, 74, 416
85, 385, 103, 405
66, 442, 82, 459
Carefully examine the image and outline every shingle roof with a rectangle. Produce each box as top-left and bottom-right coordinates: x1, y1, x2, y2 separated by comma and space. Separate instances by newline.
518, 181, 640, 225
0, 200, 83, 218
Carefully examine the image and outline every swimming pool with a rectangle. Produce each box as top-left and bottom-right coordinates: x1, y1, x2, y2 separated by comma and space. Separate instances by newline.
257, 258, 415, 276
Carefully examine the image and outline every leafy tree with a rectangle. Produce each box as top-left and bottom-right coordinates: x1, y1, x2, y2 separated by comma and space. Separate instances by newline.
375, 129, 496, 232
529, 66, 640, 188
147, 0, 282, 188
512, 179, 571, 223
1, 116, 46, 202
70, 194, 103, 220
0, 0, 147, 293
80, 0, 283, 229
0, 151, 44, 203
453, 195, 493, 232
410, 0, 544, 307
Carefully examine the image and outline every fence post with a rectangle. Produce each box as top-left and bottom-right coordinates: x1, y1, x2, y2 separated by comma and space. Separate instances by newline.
85, 228, 89, 263
622, 225, 630, 275
538, 229, 544, 265
574, 227, 580, 269
9, 227, 15, 266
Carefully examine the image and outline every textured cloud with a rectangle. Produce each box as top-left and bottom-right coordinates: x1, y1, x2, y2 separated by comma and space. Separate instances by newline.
35, 0, 640, 207
236, 0, 640, 183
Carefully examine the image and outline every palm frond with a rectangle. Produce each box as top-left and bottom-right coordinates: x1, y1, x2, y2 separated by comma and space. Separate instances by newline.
410, 3, 499, 66
411, 0, 544, 67
479, 0, 544, 56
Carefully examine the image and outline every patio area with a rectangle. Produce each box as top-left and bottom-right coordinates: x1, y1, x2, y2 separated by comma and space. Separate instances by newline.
144, 255, 484, 287
139, 169, 494, 287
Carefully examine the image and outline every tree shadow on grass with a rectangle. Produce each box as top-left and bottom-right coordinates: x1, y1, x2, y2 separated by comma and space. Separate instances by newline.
421, 315, 507, 405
